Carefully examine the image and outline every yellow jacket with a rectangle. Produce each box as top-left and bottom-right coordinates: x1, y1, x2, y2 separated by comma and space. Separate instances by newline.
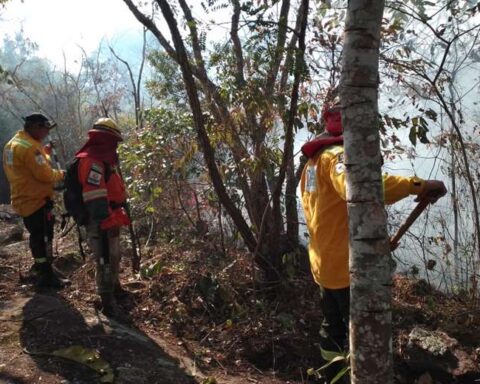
3, 131, 64, 217
300, 145, 425, 289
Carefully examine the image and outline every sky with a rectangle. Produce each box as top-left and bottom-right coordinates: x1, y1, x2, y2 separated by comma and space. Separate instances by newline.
0, 0, 144, 66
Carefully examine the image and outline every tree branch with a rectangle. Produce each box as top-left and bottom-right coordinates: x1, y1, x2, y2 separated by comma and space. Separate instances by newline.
155, 0, 257, 252
271, 0, 309, 251
231, 0, 245, 85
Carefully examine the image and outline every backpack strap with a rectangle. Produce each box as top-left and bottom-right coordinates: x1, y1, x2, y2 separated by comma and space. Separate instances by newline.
103, 162, 112, 182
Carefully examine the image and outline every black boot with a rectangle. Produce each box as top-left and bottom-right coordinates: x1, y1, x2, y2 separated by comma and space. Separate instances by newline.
36, 264, 69, 290
100, 292, 123, 318
114, 283, 130, 300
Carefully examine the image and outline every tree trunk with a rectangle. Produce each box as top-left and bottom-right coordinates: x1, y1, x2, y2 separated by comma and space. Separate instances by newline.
155, 0, 257, 252
123, 0, 307, 284
448, 82, 460, 287
340, 0, 391, 383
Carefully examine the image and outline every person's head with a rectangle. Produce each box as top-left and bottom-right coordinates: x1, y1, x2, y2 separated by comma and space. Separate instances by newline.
23, 113, 55, 141
301, 101, 343, 158
322, 103, 342, 136
89, 117, 123, 143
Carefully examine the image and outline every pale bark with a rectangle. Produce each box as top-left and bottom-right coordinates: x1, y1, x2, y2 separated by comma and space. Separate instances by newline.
340, 0, 391, 383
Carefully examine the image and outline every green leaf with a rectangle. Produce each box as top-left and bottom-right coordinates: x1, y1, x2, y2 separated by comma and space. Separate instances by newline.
320, 347, 344, 362
202, 377, 218, 384
152, 186, 163, 197
140, 260, 164, 278
294, 117, 304, 129
418, 126, 430, 144
319, 355, 347, 371
425, 108, 438, 121
409, 127, 417, 146
331, 365, 351, 384
52, 346, 114, 383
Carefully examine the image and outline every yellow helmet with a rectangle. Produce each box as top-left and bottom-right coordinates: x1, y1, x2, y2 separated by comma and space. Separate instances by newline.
91, 117, 122, 140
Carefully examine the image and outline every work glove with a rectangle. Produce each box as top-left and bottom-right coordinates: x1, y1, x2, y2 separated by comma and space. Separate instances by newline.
100, 208, 131, 230
415, 180, 447, 204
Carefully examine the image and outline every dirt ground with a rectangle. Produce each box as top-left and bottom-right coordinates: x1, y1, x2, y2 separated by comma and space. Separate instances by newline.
1, 210, 480, 384
0, 214, 316, 384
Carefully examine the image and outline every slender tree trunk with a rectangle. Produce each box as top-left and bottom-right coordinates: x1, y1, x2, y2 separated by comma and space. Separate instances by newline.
448, 83, 460, 287
271, 0, 308, 273
155, 0, 257, 252
285, 152, 299, 246
340, 1, 391, 383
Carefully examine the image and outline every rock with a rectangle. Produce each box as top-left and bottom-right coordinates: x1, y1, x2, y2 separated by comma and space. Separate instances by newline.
0, 204, 18, 221
0, 224, 24, 246
116, 366, 149, 384
408, 327, 457, 356
404, 327, 479, 382
2, 240, 30, 257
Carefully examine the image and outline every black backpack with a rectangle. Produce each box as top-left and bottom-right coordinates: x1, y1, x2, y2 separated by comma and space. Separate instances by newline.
63, 158, 111, 225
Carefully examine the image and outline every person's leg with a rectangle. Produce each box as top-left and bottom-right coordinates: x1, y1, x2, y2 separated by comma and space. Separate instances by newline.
44, 200, 55, 263
319, 286, 349, 351
107, 227, 121, 287
23, 206, 48, 269
86, 221, 116, 314
23, 205, 63, 288
330, 287, 350, 350
319, 286, 350, 383
107, 227, 128, 299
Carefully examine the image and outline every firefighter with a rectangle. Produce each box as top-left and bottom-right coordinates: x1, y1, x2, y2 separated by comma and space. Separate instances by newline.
3, 113, 67, 289
75, 117, 130, 316
300, 104, 447, 383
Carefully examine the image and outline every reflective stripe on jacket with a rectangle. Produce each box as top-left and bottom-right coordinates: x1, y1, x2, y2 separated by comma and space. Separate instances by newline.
3, 131, 64, 217
300, 144, 425, 289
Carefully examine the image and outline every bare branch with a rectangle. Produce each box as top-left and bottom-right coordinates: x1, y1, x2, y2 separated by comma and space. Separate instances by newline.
279, 0, 306, 93
265, 0, 291, 95
156, 0, 257, 252
231, 0, 245, 85
272, 0, 309, 251
122, 0, 177, 59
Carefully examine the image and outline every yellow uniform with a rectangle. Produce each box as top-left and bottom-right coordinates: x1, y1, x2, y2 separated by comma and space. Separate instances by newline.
300, 145, 425, 289
3, 131, 64, 217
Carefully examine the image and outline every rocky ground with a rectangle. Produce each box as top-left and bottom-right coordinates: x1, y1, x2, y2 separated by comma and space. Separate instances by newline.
1, 204, 479, 384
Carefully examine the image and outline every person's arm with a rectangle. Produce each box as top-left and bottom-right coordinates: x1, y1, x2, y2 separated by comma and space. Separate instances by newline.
384, 174, 447, 205
25, 147, 64, 184
383, 174, 424, 205
325, 147, 446, 205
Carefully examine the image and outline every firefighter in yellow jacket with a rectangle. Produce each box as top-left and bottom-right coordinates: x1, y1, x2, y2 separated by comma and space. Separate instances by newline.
3, 113, 67, 289
300, 104, 446, 383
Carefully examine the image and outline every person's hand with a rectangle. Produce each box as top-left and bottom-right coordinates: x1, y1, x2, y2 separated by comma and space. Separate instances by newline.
100, 208, 131, 230
415, 180, 447, 203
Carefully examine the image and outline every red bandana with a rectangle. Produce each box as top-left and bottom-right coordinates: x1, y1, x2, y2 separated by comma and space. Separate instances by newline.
301, 134, 344, 158
75, 131, 121, 164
